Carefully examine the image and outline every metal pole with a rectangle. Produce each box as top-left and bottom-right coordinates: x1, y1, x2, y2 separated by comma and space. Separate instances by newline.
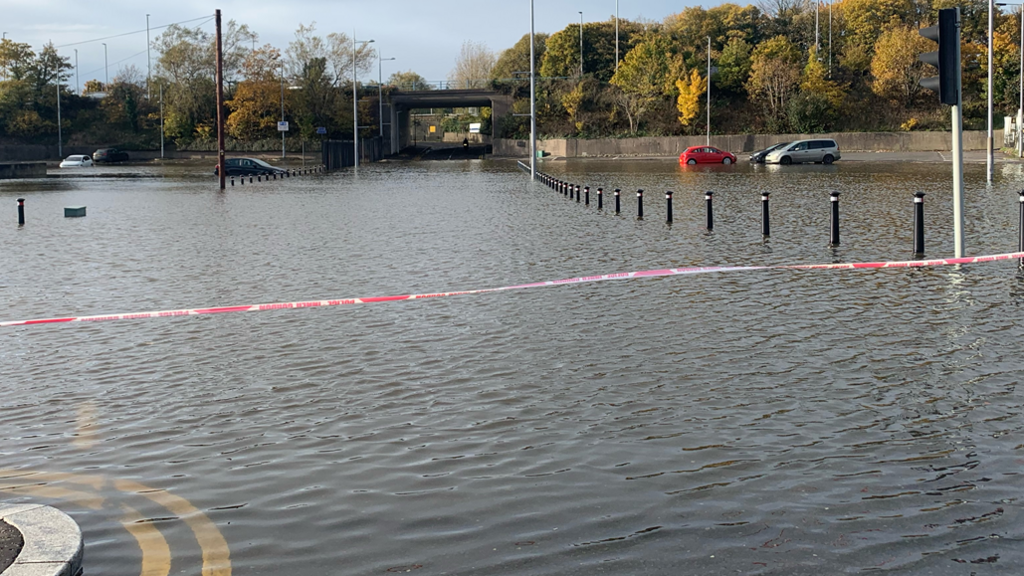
761, 192, 771, 236
1018, 190, 1024, 252
160, 83, 164, 158
615, 0, 619, 73
530, 0, 536, 179
353, 34, 359, 169
705, 191, 714, 230
579, 12, 584, 77
987, 0, 994, 183
74, 49, 79, 94
215, 10, 225, 190
281, 68, 286, 159
102, 43, 108, 86
707, 36, 711, 146
146, 14, 151, 99
829, 1, 832, 77
1019, 6, 1023, 158
379, 53, 383, 139
830, 191, 840, 246
953, 8, 965, 257
815, 0, 820, 52
56, 75, 62, 159
914, 192, 926, 255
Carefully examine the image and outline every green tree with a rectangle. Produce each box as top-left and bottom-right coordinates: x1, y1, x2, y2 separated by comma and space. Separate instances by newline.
611, 34, 672, 134
387, 70, 433, 90
541, 19, 646, 82
716, 38, 753, 93
492, 33, 549, 80
226, 45, 283, 141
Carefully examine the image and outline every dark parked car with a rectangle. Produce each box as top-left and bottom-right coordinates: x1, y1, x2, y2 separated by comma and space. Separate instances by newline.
214, 158, 288, 176
93, 148, 130, 163
749, 142, 790, 164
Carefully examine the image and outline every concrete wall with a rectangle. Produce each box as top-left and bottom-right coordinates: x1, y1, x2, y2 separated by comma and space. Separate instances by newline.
441, 133, 491, 144
0, 162, 47, 179
493, 130, 1003, 158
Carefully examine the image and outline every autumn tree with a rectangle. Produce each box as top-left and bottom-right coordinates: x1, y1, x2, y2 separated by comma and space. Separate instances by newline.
746, 35, 801, 131
611, 35, 672, 134
716, 38, 753, 93
226, 45, 283, 141
541, 19, 646, 82
562, 82, 586, 134
285, 22, 375, 88
449, 41, 495, 89
870, 25, 931, 107
675, 68, 706, 131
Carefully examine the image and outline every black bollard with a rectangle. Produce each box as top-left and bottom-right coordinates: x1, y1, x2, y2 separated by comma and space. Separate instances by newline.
231, 178, 235, 186
240, 176, 244, 185
584, 186, 590, 206
1019, 190, 1024, 252
258, 175, 262, 182
913, 192, 925, 255
615, 189, 621, 214
637, 189, 644, 219
272, 173, 276, 180
666, 190, 673, 223
285, 170, 290, 178
17, 198, 24, 226
761, 192, 771, 237
597, 188, 603, 210
576, 185, 581, 203
250, 176, 253, 183
829, 191, 840, 246
705, 191, 714, 231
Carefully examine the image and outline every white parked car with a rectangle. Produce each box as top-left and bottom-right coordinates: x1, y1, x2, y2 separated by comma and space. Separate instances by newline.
59, 155, 93, 168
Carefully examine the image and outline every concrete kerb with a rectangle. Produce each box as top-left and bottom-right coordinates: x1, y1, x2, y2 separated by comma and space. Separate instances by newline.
0, 504, 82, 576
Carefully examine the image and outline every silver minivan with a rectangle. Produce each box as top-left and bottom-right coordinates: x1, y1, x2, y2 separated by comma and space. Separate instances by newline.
764, 138, 841, 165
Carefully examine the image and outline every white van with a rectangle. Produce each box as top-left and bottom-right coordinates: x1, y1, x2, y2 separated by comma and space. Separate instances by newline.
764, 139, 841, 165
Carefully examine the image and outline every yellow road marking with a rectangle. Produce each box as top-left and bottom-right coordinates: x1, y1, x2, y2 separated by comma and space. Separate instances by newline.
115, 479, 231, 576
120, 504, 172, 576
0, 483, 104, 510
0, 469, 106, 491
73, 402, 100, 450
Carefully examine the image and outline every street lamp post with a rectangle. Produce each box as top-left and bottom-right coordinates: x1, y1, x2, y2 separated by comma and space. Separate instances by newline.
578, 12, 584, 77
615, 0, 619, 73
707, 36, 711, 146
998, 2, 1024, 158
988, 0, 994, 182
74, 49, 79, 94
281, 67, 286, 159
147, 14, 152, 100
379, 54, 395, 139
102, 43, 108, 87
353, 35, 375, 169
530, 0, 536, 179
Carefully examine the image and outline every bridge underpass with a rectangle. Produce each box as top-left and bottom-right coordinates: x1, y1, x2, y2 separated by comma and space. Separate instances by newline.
387, 89, 512, 155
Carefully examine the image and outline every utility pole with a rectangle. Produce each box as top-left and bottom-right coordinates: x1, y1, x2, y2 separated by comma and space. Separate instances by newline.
615, 0, 619, 73
160, 82, 164, 158
146, 14, 151, 99
215, 9, 225, 190
281, 67, 286, 159
56, 69, 62, 159
530, 0, 536, 179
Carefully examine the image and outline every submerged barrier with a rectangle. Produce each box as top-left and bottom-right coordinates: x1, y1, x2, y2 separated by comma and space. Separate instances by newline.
3, 251, 1023, 328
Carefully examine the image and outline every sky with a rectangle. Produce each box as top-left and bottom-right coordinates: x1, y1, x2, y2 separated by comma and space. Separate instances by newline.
4, 0, 710, 91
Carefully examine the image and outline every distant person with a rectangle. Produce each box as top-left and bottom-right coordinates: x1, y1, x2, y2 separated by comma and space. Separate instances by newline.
463, 138, 469, 150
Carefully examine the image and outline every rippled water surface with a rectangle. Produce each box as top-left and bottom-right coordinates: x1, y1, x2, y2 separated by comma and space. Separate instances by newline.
2, 159, 1024, 575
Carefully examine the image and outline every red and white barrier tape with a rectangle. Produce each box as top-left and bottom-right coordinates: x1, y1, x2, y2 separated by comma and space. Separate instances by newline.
2, 252, 1023, 328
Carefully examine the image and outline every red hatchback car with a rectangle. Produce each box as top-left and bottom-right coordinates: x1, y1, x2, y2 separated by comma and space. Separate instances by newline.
680, 146, 737, 165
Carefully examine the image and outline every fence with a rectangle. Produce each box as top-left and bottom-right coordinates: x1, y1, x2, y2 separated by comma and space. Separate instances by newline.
322, 137, 384, 171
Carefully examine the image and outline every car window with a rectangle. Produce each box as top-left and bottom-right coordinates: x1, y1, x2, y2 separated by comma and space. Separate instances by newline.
791, 142, 806, 151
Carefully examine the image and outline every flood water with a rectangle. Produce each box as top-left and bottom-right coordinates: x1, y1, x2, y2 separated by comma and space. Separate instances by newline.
2, 158, 1024, 575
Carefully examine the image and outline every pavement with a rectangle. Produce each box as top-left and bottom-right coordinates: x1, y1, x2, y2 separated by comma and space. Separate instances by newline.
0, 504, 82, 576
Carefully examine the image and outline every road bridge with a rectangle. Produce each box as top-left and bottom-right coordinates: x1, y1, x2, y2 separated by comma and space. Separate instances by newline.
386, 89, 512, 154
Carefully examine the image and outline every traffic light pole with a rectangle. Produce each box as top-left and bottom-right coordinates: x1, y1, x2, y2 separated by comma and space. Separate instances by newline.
953, 100, 965, 258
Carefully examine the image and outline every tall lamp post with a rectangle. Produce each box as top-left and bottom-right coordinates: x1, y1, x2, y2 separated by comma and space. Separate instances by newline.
353, 35, 374, 168
578, 11, 584, 77
280, 66, 286, 159
530, 0, 536, 179
998, 2, 1024, 158
379, 54, 395, 139
987, 0, 994, 182
615, 0, 619, 73
102, 43, 108, 87
74, 49, 79, 94
706, 36, 711, 146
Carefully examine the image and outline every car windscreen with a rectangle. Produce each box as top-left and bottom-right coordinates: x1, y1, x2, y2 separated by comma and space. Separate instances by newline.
770, 142, 789, 151
251, 159, 275, 169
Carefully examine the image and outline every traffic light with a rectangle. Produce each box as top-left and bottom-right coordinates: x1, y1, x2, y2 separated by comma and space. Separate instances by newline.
918, 8, 960, 105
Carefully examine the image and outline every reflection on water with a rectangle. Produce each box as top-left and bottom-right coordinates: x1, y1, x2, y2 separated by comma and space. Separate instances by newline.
1, 159, 1024, 575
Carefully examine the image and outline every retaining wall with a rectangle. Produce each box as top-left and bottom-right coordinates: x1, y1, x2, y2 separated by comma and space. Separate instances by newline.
0, 162, 47, 179
493, 130, 1002, 158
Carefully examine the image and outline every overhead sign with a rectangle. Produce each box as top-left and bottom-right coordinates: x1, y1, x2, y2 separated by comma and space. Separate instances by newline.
277, 121, 289, 132
316, 126, 327, 135
469, 123, 481, 134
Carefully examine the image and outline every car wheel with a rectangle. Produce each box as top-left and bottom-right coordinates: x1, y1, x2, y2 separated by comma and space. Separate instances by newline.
822, 155, 834, 165
687, 158, 697, 165
722, 157, 732, 165
780, 156, 792, 165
